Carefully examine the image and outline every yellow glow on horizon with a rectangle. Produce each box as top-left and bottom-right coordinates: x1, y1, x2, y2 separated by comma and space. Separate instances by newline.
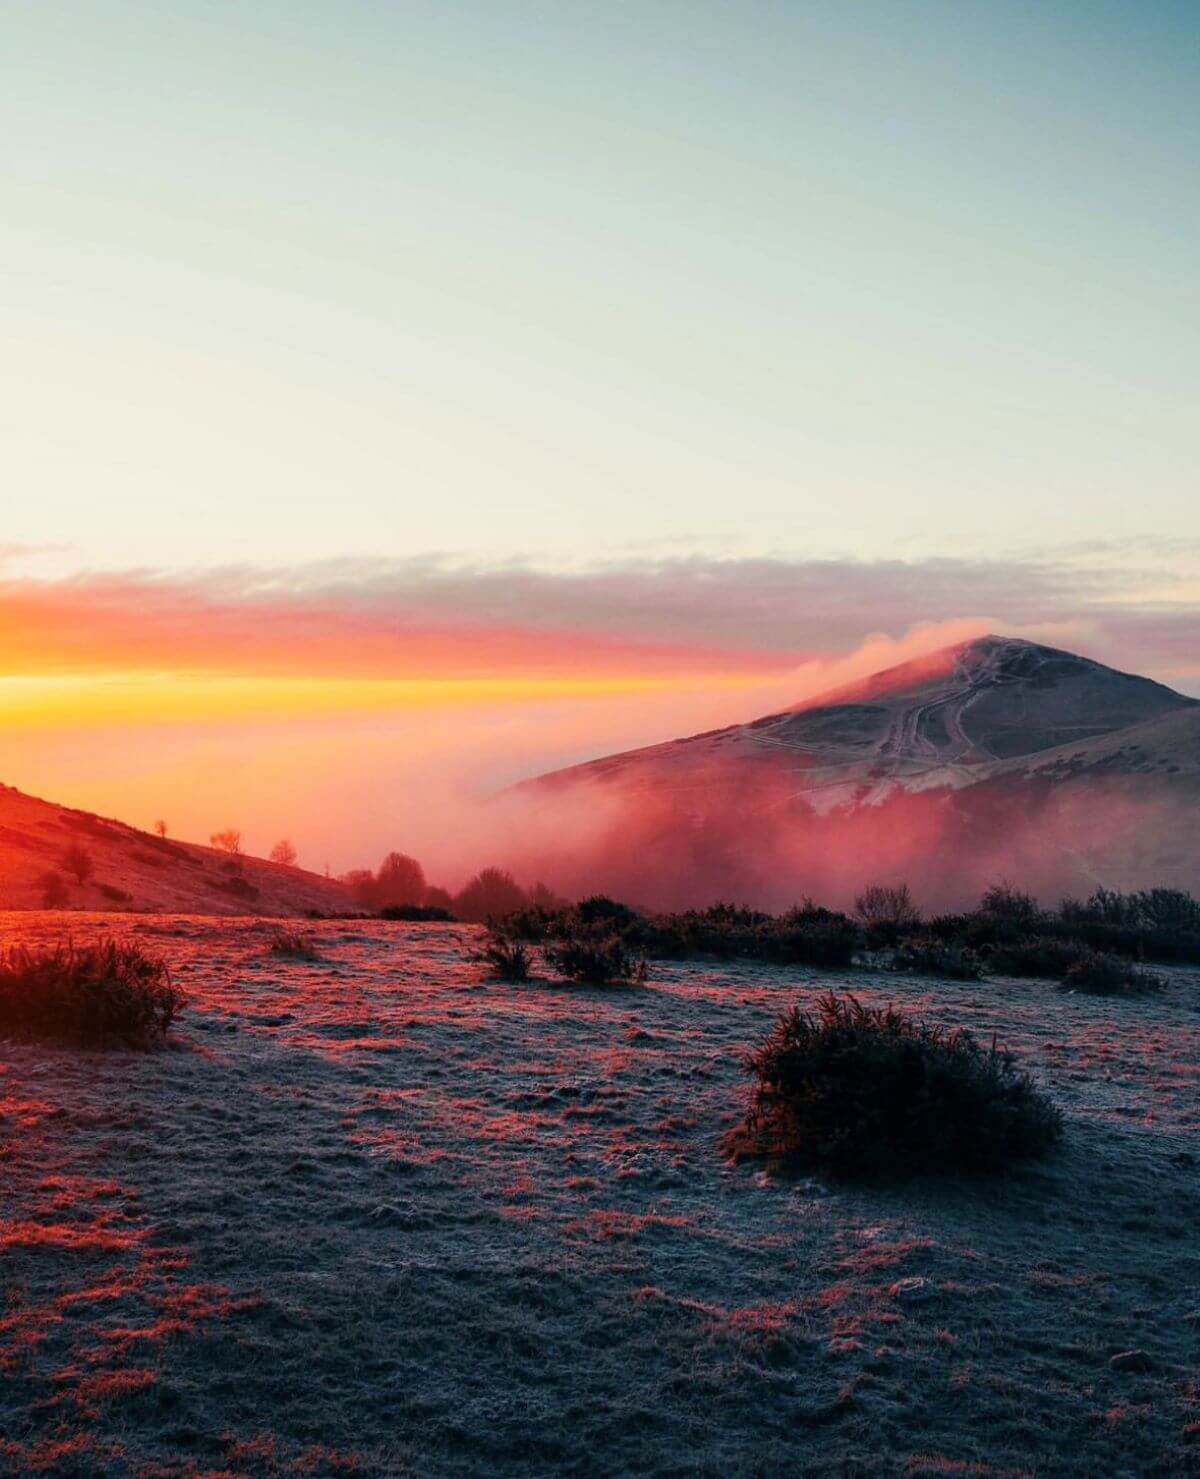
0, 668, 788, 729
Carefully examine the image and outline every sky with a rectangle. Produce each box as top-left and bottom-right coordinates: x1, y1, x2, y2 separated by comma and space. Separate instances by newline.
1, 1, 1197, 875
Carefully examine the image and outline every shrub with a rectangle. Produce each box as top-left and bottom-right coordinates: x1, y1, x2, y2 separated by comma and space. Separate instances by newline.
854, 883, 921, 939
267, 929, 320, 961
472, 930, 532, 982
61, 844, 95, 886
576, 895, 640, 927
379, 903, 457, 922
97, 883, 133, 905
1061, 951, 1165, 996
209, 828, 243, 857
729, 992, 1062, 1178
39, 871, 70, 909
891, 935, 984, 980
0, 940, 184, 1047
979, 881, 1042, 925
544, 930, 647, 986
269, 839, 298, 867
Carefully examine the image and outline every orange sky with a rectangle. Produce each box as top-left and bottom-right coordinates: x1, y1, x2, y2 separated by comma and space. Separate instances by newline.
2, 554, 1196, 880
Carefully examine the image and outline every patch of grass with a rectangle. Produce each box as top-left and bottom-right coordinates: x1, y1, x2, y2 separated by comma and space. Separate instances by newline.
1061, 951, 1165, 996
890, 935, 984, 980
0, 940, 184, 1047
267, 929, 321, 961
727, 991, 1062, 1178
472, 930, 532, 982
544, 929, 647, 986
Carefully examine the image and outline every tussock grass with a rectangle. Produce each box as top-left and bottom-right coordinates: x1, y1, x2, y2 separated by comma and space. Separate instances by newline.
728, 991, 1062, 1178
472, 931, 532, 982
0, 940, 184, 1047
267, 929, 321, 961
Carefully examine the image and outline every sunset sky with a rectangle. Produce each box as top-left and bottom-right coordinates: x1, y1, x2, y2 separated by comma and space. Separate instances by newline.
3, 1, 1198, 876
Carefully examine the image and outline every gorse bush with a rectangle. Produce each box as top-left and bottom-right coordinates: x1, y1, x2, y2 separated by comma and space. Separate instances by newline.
473, 930, 532, 982
890, 935, 984, 980
544, 930, 647, 986
0, 940, 184, 1047
730, 992, 1062, 1178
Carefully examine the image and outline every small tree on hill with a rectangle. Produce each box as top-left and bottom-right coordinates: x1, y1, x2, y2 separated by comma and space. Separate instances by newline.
210, 828, 243, 857
154, 819, 169, 838
269, 839, 298, 868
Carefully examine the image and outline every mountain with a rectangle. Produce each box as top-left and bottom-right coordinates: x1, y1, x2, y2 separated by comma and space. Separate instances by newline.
0, 784, 350, 915
515, 637, 1200, 908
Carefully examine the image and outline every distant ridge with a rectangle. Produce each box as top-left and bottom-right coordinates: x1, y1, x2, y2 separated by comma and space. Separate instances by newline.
514, 636, 1200, 908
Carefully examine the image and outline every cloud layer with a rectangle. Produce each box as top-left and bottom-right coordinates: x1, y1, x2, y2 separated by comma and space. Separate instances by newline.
3, 550, 1199, 692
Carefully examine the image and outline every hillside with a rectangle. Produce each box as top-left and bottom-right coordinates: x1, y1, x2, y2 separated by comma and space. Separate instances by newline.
513, 637, 1200, 908
0, 783, 350, 915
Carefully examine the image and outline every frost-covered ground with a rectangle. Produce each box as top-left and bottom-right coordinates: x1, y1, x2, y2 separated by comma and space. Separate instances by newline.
2, 914, 1198, 1477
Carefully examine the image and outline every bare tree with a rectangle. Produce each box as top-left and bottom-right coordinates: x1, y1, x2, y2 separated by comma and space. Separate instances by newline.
269, 838, 298, 868
154, 819, 169, 838
210, 828, 243, 857
61, 844, 95, 887
853, 883, 921, 930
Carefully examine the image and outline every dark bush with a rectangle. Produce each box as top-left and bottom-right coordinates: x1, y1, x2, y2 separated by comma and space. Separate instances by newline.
39, 871, 69, 909
61, 844, 96, 886
496, 897, 860, 967
544, 930, 647, 986
728, 992, 1062, 1178
979, 881, 1042, 925
97, 883, 133, 905
986, 935, 1089, 979
575, 895, 640, 927
1061, 951, 1165, 996
472, 931, 532, 982
891, 935, 984, 980
0, 940, 184, 1047
379, 903, 457, 922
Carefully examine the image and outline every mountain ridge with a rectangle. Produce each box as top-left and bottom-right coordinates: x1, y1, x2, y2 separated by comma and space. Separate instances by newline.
511, 636, 1200, 908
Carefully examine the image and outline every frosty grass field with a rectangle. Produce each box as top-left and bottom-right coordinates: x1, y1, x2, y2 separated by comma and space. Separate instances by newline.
2, 915, 1198, 1476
